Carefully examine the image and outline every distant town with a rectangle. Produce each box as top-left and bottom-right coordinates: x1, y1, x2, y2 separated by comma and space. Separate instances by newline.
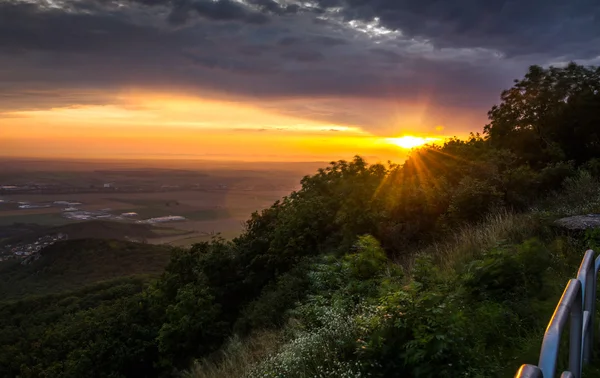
0, 233, 68, 263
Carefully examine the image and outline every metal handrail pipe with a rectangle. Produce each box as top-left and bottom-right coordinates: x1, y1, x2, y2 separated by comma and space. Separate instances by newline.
576, 250, 595, 363
515, 364, 543, 378
538, 279, 582, 378
515, 250, 599, 378
581, 310, 590, 363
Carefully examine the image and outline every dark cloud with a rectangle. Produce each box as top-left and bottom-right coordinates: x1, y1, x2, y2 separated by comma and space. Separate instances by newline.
311, 36, 348, 47
277, 35, 347, 47
0, 3, 171, 53
1, 0, 600, 135
246, 0, 301, 15
238, 44, 270, 56
281, 50, 325, 62
320, 0, 600, 58
369, 48, 401, 62
168, 0, 270, 25
116, 0, 301, 24
278, 36, 301, 46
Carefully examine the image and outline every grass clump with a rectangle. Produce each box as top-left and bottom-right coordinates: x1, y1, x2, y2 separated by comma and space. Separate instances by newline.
183, 331, 283, 378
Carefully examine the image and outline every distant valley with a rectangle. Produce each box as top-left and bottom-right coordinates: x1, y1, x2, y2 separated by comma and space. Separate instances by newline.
0, 160, 320, 252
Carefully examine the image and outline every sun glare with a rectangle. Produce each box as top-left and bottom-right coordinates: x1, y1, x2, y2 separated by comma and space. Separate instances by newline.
386, 136, 437, 149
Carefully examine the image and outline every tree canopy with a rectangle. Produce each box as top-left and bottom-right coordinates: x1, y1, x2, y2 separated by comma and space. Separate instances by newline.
485, 63, 600, 168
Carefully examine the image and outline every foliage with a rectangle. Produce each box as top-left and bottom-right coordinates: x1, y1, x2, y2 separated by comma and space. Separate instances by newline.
584, 228, 600, 251
0, 277, 158, 378
248, 306, 365, 378
234, 267, 309, 333
447, 176, 503, 223
460, 239, 551, 302
0, 239, 173, 298
485, 63, 600, 167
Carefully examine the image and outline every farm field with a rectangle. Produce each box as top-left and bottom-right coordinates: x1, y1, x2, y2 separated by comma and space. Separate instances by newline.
0, 159, 317, 246
0, 189, 289, 244
0, 213, 72, 227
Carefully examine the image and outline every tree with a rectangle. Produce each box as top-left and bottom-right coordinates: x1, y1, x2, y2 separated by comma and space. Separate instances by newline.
484, 63, 600, 167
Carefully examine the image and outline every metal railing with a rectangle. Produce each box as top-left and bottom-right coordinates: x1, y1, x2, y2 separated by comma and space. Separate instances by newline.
515, 250, 600, 378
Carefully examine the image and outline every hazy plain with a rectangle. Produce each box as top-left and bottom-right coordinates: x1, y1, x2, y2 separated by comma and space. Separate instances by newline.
0, 158, 323, 246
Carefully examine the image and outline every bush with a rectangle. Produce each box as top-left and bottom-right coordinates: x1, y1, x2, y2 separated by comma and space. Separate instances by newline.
460, 238, 550, 302
343, 235, 389, 281
561, 169, 598, 205
235, 269, 309, 333
357, 257, 469, 378
157, 281, 225, 364
447, 177, 504, 224
537, 161, 577, 192
502, 165, 539, 210
248, 306, 365, 378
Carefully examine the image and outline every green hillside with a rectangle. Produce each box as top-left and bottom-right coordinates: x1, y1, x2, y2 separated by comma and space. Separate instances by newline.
0, 239, 173, 298
0, 276, 154, 377
0, 220, 174, 247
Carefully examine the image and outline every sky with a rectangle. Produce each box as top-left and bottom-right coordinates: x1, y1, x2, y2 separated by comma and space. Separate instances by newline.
2, 0, 600, 162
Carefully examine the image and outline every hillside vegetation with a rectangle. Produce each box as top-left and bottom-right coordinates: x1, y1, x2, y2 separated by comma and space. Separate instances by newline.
2, 63, 600, 377
0, 220, 172, 247
0, 239, 173, 298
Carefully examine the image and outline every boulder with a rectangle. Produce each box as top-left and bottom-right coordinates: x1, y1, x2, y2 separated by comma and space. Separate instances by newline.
554, 214, 600, 230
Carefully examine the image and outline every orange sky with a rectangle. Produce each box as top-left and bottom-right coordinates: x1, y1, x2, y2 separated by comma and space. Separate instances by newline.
1, 92, 457, 163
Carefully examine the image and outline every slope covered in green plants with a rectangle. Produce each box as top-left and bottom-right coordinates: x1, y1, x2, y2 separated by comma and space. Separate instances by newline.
0, 220, 164, 247
2, 63, 600, 377
0, 239, 173, 298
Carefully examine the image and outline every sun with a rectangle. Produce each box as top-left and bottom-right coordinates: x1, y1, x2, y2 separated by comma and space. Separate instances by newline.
385, 136, 436, 149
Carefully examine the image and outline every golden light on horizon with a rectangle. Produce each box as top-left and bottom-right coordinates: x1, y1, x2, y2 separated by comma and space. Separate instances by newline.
385, 136, 439, 149
0, 92, 413, 162
1, 90, 454, 162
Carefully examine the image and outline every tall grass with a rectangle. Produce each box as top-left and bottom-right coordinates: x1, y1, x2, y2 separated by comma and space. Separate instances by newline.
419, 169, 600, 274
413, 210, 537, 274
182, 330, 283, 378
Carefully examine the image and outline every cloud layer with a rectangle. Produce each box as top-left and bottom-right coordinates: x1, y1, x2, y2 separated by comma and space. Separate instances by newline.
2, 0, 599, 135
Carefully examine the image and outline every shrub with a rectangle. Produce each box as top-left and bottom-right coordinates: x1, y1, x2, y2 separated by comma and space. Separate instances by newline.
235, 269, 309, 333
342, 235, 389, 281
460, 238, 550, 303
157, 281, 226, 365
561, 169, 599, 207
502, 165, 539, 210
447, 177, 504, 224
248, 307, 365, 378
537, 161, 577, 193
372, 257, 472, 377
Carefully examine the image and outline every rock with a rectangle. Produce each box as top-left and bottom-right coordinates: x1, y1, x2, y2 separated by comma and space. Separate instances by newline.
554, 214, 600, 230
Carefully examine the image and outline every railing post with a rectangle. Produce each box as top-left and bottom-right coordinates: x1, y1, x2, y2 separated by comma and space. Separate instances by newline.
538, 279, 582, 378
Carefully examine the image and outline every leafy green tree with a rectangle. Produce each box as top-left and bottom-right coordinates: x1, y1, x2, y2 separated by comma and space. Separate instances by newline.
157, 282, 224, 365
485, 63, 600, 167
